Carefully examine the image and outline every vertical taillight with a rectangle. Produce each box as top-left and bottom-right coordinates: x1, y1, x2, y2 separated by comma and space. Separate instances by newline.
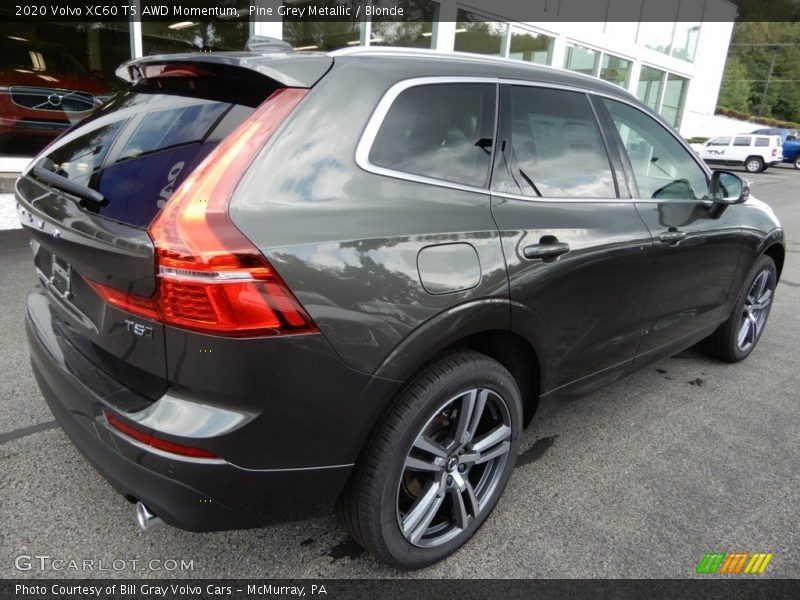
88, 87, 317, 338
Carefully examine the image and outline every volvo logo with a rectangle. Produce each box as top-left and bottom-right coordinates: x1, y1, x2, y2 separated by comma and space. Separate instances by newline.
47, 93, 63, 107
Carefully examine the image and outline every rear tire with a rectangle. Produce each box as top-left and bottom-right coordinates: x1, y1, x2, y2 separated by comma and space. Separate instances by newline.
744, 156, 764, 173
793, 156, 800, 170
701, 255, 776, 362
336, 349, 522, 569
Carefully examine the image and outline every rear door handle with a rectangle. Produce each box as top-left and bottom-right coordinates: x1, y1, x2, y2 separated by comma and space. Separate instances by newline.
523, 242, 570, 260
659, 229, 687, 243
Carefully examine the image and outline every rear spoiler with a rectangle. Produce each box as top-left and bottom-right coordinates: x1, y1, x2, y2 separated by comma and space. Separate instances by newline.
115, 52, 333, 89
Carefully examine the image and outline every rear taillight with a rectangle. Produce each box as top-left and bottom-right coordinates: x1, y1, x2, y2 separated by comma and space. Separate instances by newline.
88, 87, 317, 338
772, 148, 778, 156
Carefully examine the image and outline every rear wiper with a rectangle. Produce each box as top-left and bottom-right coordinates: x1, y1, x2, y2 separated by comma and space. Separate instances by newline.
33, 163, 107, 207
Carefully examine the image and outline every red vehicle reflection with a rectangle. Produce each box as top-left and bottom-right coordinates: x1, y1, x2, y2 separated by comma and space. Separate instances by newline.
0, 36, 113, 155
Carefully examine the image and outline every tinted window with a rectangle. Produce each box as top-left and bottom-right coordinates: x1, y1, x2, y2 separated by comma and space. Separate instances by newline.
369, 83, 496, 188
733, 136, 752, 147
708, 137, 731, 146
603, 99, 708, 201
754, 138, 770, 147
38, 94, 252, 228
504, 86, 615, 198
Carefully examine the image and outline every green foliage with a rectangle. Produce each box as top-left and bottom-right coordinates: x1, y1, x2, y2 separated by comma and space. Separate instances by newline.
717, 56, 751, 113
720, 22, 800, 122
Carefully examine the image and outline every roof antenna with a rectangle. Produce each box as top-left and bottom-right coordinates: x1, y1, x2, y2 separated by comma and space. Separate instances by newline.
245, 36, 293, 53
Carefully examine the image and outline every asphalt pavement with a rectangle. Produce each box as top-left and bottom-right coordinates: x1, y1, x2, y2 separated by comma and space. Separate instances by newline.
1, 165, 798, 579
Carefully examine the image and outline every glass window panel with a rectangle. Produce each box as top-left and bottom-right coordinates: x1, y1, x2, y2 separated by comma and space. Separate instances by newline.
564, 44, 599, 77
508, 28, 553, 65
369, 83, 497, 188
454, 10, 507, 56
0, 21, 130, 157
637, 66, 665, 111
142, 0, 250, 54
282, 1, 365, 51
672, 0, 704, 62
506, 86, 616, 199
660, 73, 688, 128
733, 137, 752, 146
603, 98, 708, 201
370, 0, 438, 49
754, 138, 770, 147
599, 54, 631, 87
708, 137, 731, 146
637, 1, 677, 55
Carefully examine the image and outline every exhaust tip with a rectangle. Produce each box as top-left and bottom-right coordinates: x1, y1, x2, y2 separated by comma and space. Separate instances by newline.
135, 501, 163, 531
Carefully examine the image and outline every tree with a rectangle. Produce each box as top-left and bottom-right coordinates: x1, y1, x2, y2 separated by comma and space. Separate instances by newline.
717, 55, 751, 113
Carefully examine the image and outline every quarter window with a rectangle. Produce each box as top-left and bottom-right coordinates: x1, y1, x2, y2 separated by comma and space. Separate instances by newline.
603, 99, 708, 201
368, 83, 497, 188
754, 138, 770, 147
503, 86, 616, 198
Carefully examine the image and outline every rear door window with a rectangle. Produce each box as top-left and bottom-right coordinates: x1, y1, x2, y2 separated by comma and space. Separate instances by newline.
500, 86, 616, 198
36, 92, 253, 228
733, 136, 752, 146
368, 83, 497, 188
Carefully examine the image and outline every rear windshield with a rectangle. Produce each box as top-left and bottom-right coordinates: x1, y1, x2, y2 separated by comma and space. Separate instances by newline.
34, 82, 264, 228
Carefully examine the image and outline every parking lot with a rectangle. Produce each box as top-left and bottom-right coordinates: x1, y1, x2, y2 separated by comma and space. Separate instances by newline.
1, 164, 798, 579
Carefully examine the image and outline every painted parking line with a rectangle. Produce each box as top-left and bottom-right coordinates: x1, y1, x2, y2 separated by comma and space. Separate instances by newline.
0, 194, 21, 231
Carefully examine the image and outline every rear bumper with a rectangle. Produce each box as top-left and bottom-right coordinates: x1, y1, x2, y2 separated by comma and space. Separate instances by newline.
25, 287, 360, 532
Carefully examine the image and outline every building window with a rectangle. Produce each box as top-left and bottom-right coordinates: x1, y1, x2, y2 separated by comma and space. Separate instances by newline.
564, 44, 599, 77
671, 22, 700, 62
599, 53, 631, 87
141, 0, 250, 55
508, 27, 553, 65
637, 66, 665, 112
454, 9, 508, 56
282, 20, 363, 51
660, 74, 689, 128
370, 0, 439, 49
637, 0, 677, 55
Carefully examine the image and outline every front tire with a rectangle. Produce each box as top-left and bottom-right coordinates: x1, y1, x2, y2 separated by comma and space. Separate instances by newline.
793, 156, 800, 170
701, 255, 777, 362
336, 350, 522, 569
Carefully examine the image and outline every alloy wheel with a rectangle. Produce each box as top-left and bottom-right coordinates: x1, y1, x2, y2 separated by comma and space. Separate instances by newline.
396, 388, 512, 548
738, 269, 773, 351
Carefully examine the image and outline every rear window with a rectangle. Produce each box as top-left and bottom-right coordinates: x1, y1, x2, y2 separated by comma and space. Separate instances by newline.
733, 136, 752, 146
368, 83, 497, 188
34, 87, 258, 228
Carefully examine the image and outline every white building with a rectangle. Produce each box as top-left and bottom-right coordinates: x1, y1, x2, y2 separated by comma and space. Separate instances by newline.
0, 0, 736, 175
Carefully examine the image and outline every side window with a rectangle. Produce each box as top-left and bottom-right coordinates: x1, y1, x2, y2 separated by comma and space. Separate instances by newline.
369, 83, 496, 188
754, 138, 770, 147
733, 136, 752, 147
708, 137, 731, 146
503, 86, 616, 198
602, 99, 708, 201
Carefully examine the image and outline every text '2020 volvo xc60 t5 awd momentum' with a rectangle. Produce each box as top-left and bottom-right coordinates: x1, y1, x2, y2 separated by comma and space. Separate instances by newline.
17, 46, 784, 569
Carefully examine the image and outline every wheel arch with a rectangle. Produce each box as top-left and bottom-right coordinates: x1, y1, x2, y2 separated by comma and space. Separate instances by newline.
763, 242, 785, 280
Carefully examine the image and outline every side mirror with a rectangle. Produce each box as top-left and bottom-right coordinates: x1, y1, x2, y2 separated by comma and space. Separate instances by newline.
710, 170, 749, 205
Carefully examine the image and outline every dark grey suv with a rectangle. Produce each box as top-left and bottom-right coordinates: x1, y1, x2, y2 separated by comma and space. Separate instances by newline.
18, 47, 784, 569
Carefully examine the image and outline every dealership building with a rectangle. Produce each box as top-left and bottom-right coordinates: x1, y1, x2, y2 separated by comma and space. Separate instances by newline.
0, 0, 736, 174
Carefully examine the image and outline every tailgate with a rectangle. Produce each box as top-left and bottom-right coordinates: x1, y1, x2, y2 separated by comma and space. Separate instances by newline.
18, 52, 329, 403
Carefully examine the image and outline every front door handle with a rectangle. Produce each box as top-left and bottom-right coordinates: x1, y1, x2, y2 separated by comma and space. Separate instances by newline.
659, 229, 687, 243
523, 241, 570, 260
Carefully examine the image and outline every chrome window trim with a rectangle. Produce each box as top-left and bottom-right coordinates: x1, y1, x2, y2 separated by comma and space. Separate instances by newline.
356, 75, 713, 204
355, 76, 500, 195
